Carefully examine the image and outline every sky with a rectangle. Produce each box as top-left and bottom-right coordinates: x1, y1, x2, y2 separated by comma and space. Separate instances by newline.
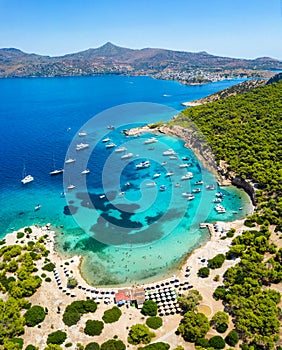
0, 0, 282, 59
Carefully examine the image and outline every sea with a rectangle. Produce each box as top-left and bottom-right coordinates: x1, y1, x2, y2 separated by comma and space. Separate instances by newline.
0, 75, 251, 286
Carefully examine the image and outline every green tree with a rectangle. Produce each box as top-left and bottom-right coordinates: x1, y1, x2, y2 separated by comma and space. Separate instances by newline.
198, 267, 210, 278
67, 277, 78, 288
225, 330, 239, 346
102, 306, 122, 323
46, 330, 67, 345
177, 289, 202, 312
85, 343, 100, 350
141, 300, 158, 316
177, 311, 210, 342
210, 311, 229, 328
25, 345, 39, 350
0, 297, 25, 343
100, 339, 126, 350
128, 324, 155, 345
208, 254, 225, 269
146, 316, 163, 329
84, 320, 104, 336
208, 336, 225, 349
24, 305, 46, 327
44, 345, 63, 350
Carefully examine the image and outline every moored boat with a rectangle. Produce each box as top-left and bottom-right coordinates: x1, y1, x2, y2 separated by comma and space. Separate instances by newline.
102, 137, 111, 142
121, 152, 133, 159
76, 143, 89, 151
159, 185, 166, 191
21, 175, 34, 184
115, 146, 127, 153
153, 173, 161, 178
81, 169, 90, 175
50, 169, 64, 176
78, 131, 87, 137
136, 160, 150, 169
105, 142, 116, 148
144, 137, 158, 144
67, 184, 76, 190
65, 158, 76, 164
163, 149, 176, 156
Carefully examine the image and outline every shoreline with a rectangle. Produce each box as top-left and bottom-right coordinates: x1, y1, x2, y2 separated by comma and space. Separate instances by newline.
3, 215, 250, 292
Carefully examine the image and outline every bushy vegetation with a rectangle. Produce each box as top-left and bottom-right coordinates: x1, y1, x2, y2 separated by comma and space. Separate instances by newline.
177, 311, 210, 342
177, 289, 202, 312
24, 305, 46, 327
145, 316, 163, 329
102, 306, 122, 323
208, 335, 225, 349
84, 320, 104, 336
141, 300, 158, 316
46, 330, 67, 345
100, 339, 126, 350
225, 329, 239, 346
85, 342, 100, 350
208, 254, 225, 269
17, 232, 25, 239
197, 267, 210, 278
42, 263, 55, 272
63, 300, 97, 326
25, 345, 38, 350
128, 324, 155, 345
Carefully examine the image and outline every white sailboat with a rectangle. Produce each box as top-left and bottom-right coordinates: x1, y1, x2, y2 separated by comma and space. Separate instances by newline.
50, 155, 64, 176
21, 164, 34, 184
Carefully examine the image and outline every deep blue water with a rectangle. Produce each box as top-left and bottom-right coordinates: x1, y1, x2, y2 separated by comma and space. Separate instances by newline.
0, 75, 250, 285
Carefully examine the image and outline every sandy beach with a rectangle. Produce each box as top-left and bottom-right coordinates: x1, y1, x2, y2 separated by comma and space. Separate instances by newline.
1, 217, 250, 349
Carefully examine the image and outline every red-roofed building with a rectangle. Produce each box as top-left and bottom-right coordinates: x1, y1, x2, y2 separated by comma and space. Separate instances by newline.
114, 288, 145, 308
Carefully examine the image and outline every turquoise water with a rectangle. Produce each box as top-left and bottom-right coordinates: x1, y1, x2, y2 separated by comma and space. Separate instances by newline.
0, 75, 250, 286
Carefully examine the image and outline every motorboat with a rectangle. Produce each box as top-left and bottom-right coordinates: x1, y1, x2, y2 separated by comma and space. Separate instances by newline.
34, 204, 41, 211
163, 149, 176, 156
50, 169, 64, 176
78, 131, 87, 137
144, 137, 158, 144
181, 172, 193, 180
146, 181, 156, 187
179, 163, 189, 168
81, 169, 90, 175
165, 171, 174, 177
76, 143, 89, 151
121, 153, 133, 159
169, 155, 178, 160
99, 194, 106, 199
213, 198, 222, 203
192, 188, 201, 193
67, 184, 76, 190
105, 142, 116, 148
182, 192, 195, 200
159, 185, 166, 191
153, 173, 161, 178
102, 137, 111, 142
107, 125, 115, 130
136, 160, 150, 169
194, 180, 204, 185
206, 184, 215, 190
21, 175, 34, 184
115, 146, 127, 153
65, 158, 76, 164
215, 204, 226, 213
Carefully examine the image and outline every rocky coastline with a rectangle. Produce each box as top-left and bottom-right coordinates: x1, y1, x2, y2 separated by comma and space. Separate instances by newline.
124, 124, 257, 206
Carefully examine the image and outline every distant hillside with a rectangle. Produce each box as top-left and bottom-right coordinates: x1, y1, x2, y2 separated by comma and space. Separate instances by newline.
0, 42, 282, 78
182, 79, 267, 106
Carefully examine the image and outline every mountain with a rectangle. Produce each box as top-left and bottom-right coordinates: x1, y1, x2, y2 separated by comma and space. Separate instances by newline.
0, 42, 282, 78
